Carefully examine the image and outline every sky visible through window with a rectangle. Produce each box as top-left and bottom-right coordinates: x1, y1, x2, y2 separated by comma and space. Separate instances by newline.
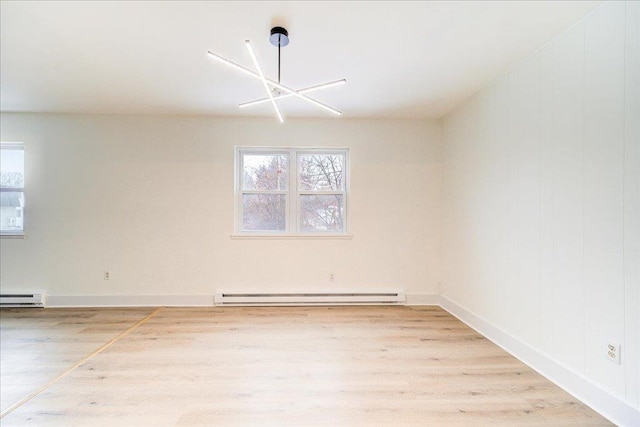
0, 149, 24, 181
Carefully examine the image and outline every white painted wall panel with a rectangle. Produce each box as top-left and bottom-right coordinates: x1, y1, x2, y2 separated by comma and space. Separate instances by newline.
442, 0, 639, 413
480, 85, 511, 329
513, 53, 542, 347
583, 0, 626, 397
505, 72, 520, 339
551, 21, 585, 372
539, 46, 555, 356
490, 79, 515, 331
623, 0, 640, 408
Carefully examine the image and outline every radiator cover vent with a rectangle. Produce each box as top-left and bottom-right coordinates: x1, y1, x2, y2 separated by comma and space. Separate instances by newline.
215, 292, 405, 306
0, 293, 45, 308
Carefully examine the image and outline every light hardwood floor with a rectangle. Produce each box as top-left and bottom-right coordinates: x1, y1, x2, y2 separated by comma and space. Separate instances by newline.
0, 306, 611, 426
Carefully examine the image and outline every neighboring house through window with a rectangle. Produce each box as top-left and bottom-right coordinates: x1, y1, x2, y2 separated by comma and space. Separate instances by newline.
236, 147, 348, 235
0, 143, 25, 236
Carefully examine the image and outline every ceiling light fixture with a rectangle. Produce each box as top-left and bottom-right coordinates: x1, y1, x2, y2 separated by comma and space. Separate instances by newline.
208, 26, 345, 122
238, 79, 346, 109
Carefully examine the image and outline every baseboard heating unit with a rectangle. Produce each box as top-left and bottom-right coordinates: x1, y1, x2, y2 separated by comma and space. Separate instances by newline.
215, 291, 405, 306
0, 293, 45, 308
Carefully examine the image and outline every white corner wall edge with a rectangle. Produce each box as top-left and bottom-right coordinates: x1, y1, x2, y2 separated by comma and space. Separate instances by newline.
439, 296, 640, 427
45, 295, 215, 307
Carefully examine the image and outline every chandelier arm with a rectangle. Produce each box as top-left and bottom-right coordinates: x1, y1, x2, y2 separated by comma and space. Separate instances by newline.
239, 79, 347, 109
208, 51, 261, 79
244, 41, 283, 123
207, 51, 341, 115
266, 79, 342, 115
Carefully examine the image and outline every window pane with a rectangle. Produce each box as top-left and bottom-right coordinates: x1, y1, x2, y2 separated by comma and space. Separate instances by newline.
242, 154, 288, 191
242, 194, 286, 231
299, 154, 344, 191
0, 148, 24, 188
300, 194, 343, 232
0, 192, 24, 232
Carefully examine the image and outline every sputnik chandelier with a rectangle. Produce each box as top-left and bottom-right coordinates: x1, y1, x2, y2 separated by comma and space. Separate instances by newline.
208, 27, 346, 123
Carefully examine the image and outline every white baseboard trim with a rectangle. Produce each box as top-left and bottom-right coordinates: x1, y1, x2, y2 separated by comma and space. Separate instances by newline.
45, 294, 439, 307
45, 295, 215, 307
439, 296, 640, 427
405, 293, 440, 305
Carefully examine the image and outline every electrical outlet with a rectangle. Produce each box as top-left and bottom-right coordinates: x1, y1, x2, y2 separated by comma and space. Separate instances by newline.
104, 271, 111, 280
328, 273, 335, 282
606, 342, 621, 364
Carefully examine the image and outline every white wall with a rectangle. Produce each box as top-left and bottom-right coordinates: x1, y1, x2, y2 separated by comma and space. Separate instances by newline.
442, 0, 639, 415
0, 115, 442, 300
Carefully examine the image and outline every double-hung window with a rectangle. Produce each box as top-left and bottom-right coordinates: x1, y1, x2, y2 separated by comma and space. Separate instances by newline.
0, 143, 25, 236
236, 147, 348, 235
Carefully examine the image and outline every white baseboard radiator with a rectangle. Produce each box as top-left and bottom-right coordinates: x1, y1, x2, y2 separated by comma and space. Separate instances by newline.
215, 291, 405, 306
0, 293, 45, 308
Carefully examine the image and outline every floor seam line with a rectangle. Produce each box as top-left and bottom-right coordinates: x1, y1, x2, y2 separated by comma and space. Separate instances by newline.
0, 307, 163, 419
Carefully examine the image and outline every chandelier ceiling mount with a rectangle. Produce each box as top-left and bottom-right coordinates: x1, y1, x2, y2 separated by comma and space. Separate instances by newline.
207, 26, 346, 123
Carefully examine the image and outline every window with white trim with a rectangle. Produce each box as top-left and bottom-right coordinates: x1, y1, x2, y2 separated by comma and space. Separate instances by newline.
236, 147, 348, 235
0, 143, 25, 236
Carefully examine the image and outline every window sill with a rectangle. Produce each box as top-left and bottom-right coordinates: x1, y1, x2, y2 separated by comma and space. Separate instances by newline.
231, 233, 353, 240
1, 233, 26, 239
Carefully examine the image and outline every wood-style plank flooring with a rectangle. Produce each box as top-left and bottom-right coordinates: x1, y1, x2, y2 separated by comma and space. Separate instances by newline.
0, 306, 611, 426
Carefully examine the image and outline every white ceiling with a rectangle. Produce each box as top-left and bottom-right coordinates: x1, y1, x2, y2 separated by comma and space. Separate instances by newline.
1, 1, 602, 119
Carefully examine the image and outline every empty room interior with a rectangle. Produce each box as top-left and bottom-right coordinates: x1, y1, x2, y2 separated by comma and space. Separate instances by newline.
0, 1, 638, 426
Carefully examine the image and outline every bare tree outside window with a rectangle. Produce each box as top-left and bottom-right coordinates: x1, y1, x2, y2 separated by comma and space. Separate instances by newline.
299, 154, 343, 191
299, 154, 344, 232
0, 172, 24, 187
236, 148, 348, 234
241, 154, 288, 231
242, 154, 288, 191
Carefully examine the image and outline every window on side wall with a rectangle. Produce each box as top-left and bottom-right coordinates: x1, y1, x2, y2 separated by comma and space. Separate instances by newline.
235, 147, 349, 236
0, 143, 25, 237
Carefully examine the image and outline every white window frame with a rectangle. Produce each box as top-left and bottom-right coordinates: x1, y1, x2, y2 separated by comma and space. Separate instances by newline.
234, 147, 351, 239
0, 142, 25, 238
